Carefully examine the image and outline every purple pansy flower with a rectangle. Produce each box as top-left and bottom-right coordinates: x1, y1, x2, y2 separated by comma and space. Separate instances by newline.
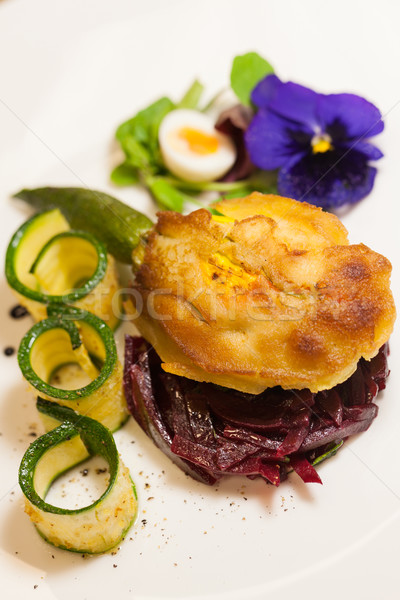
245, 74, 384, 208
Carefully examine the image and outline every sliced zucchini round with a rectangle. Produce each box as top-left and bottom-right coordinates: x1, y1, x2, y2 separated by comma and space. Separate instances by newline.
18, 305, 128, 432
20, 398, 137, 554
5, 209, 120, 329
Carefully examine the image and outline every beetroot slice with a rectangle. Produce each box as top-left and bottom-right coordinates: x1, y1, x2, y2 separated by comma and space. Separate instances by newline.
123, 336, 219, 485
299, 409, 378, 453
317, 390, 343, 426
276, 424, 309, 457
215, 438, 260, 471
185, 391, 218, 446
343, 404, 378, 421
367, 344, 390, 390
206, 389, 287, 432
222, 425, 281, 451
228, 456, 282, 486
123, 336, 148, 426
171, 435, 218, 471
290, 456, 322, 484
124, 337, 389, 487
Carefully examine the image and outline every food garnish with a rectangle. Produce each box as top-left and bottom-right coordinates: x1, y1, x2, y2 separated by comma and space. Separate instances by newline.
158, 108, 236, 182
5, 208, 121, 328
5, 206, 137, 552
19, 398, 137, 554
111, 52, 383, 211
14, 304, 136, 553
246, 74, 384, 208
18, 305, 128, 433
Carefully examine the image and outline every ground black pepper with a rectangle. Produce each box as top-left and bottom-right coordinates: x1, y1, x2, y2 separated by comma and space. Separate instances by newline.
10, 304, 28, 319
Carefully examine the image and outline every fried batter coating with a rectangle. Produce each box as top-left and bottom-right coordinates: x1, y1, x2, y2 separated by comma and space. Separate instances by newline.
129, 193, 396, 394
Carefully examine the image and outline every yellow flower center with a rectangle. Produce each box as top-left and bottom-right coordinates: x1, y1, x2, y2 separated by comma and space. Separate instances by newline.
311, 133, 333, 154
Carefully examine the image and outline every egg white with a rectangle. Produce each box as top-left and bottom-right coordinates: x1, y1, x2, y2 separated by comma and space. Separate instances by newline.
158, 109, 236, 182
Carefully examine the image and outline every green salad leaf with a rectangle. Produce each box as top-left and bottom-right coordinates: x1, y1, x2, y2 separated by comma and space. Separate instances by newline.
231, 52, 274, 106
121, 136, 153, 171
110, 162, 139, 186
116, 97, 175, 147
116, 96, 175, 171
146, 177, 189, 212
113, 96, 180, 207
178, 80, 204, 110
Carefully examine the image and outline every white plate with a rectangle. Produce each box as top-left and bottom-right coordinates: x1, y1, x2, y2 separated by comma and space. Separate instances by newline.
0, 1, 399, 599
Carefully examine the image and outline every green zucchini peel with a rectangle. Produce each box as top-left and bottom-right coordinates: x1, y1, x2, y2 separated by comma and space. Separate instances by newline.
19, 399, 137, 554
18, 305, 128, 432
5, 209, 121, 327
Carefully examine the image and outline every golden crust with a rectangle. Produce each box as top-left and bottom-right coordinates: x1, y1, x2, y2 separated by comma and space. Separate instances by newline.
129, 193, 396, 394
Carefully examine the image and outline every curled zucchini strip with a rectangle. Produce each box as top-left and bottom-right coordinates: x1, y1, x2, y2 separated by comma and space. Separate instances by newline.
19, 398, 137, 554
18, 305, 128, 432
5, 209, 120, 329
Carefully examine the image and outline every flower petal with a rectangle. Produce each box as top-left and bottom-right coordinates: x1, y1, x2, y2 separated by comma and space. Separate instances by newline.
252, 75, 319, 130
317, 93, 384, 141
251, 74, 282, 108
245, 109, 306, 170
277, 148, 377, 208
340, 141, 383, 161
215, 104, 255, 181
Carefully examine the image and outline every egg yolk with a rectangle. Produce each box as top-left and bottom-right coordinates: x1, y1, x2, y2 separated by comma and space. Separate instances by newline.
177, 127, 219, 155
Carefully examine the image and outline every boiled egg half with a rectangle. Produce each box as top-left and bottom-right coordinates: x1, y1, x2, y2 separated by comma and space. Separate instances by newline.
158, 109, 236, 182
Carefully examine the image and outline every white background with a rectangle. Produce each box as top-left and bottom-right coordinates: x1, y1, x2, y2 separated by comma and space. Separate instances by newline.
0, 1, 399, 599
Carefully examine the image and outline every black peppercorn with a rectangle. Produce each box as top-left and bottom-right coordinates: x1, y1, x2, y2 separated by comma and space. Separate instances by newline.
10, 305, 28, 319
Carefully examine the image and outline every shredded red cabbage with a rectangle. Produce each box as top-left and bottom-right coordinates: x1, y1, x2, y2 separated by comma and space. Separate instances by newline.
124, 337, 389, 486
